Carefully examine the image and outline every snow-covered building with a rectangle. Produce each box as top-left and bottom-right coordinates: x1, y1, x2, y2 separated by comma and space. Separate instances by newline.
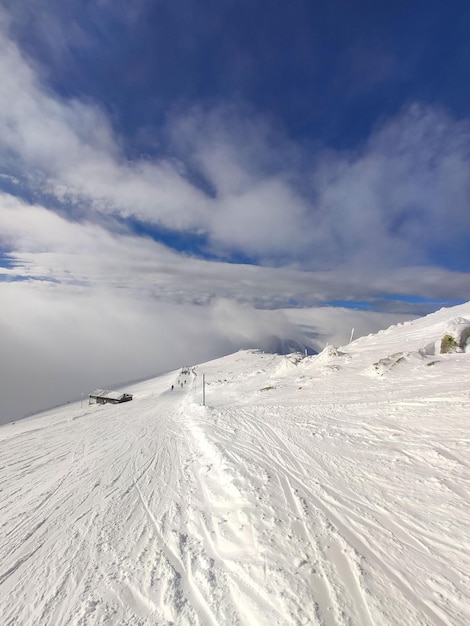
88, 389, 133, 405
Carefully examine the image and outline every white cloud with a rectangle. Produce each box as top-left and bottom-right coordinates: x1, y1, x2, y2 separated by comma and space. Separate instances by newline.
0, 21, 210, 229
1, 20, 470, 269
3, 192, 466, 310
211, 179, 311, 258
311, 104, 470, 268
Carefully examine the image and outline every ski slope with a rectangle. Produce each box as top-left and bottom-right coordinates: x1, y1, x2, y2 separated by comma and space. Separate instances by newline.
1, 303, 469, 625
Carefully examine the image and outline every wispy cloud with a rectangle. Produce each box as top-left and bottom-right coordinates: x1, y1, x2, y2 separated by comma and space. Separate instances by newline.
1, 19, 469, 271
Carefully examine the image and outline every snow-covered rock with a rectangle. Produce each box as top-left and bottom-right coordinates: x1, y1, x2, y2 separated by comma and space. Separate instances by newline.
440, 317, 470, 352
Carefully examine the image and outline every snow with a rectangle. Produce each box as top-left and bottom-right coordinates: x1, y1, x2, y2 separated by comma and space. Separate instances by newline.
1, 303, 469, 625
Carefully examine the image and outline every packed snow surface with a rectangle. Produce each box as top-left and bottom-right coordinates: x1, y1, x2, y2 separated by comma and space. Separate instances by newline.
1, 303, 469, 625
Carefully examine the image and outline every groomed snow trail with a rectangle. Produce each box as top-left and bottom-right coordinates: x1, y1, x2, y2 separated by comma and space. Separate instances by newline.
1, 305, 470, 625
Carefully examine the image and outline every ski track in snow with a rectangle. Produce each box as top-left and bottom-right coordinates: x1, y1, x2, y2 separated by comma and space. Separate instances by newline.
1, 304, 470, 625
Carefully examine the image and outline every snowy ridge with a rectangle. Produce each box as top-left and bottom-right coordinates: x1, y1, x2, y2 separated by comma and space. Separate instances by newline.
0, 303, 469, 625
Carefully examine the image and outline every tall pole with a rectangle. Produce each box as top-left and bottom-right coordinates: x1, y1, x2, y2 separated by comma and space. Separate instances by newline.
202, 374, 205, 406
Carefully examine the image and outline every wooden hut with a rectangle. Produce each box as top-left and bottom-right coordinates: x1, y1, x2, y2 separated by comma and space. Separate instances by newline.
89, 389, 133, 405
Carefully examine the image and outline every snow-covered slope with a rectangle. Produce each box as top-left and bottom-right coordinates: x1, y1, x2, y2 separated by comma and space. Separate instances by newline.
1, 304, 469, 625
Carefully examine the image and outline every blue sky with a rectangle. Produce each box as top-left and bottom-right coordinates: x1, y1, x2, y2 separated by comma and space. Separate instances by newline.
8, 1, 470, 150
0, 1, 469, 420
